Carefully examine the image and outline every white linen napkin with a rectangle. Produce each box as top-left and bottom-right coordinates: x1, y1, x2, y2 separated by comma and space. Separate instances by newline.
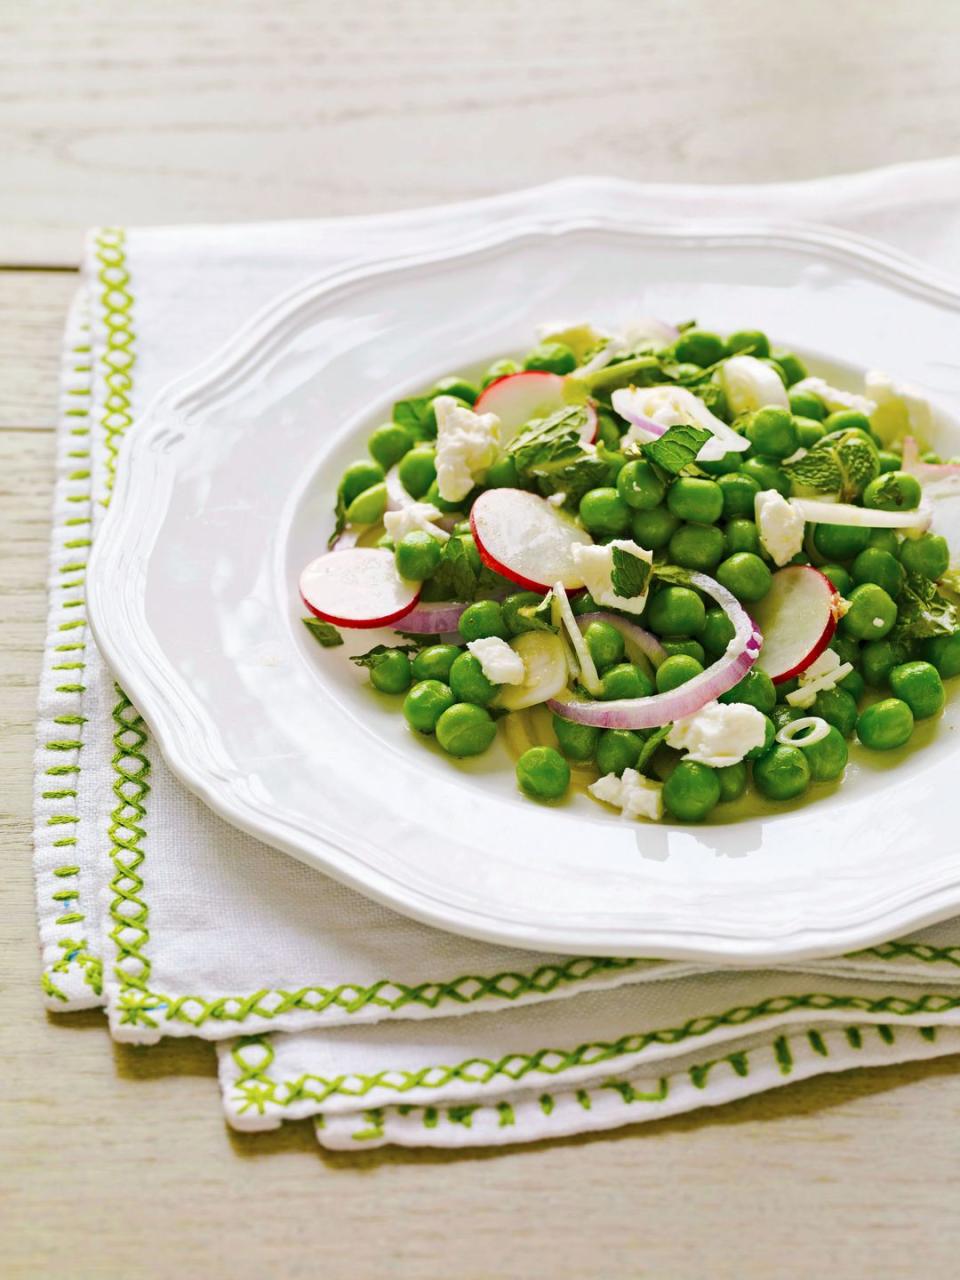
34, 161, 960, 1150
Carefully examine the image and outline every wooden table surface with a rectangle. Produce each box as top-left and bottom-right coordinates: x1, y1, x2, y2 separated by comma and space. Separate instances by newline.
4, 4, 960, 1276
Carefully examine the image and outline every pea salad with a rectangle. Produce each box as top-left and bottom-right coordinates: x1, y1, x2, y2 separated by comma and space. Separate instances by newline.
299, 318, 960, 824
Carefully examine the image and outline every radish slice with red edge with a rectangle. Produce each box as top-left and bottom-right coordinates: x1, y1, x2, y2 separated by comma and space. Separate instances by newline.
752, 566, 839, 684
474, 371, 597, 446
398, 600, 469, 634
789, 496, 933, 531
300, 548, 420, 629
575, 611, 667, 669
470, 488, 593, 592
901, 436, 960, 492
548, 572, 762, 729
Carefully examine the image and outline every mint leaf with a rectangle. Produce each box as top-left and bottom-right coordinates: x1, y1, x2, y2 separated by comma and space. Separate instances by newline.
636, 725, 670, 777
393, 395, 435, 441
327, 489, 348, 549
642, 424, 712, 475
783, 447, 843, 496
610, 546, 652, 600
516, 592, 557, 634
350, 643, 418, 670
302, 617, 344, 648
507, 406, 592, 474
652, 564, 692, 587
891, 573, 958, 644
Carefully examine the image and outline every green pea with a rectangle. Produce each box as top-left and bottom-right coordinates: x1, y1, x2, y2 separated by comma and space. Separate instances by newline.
552, 715, 600, 763
597, 409, 623, 450
697, 450, 743, 477
368, 422, 413, 471
481, 358, 520, 388
502, 592, 546, 636
646, 586, 706, 637
840, 583, 898, 641
673, 329, 727, 368
774, 352, 808, 386
596, 729, 644, 776
448, 652, 498, 705
831, 634, 860, 668
669, 523, 726, 571
411, 644, 460, 682
788, 390, 827, 421
663, 760, 721, 821
744, 714, 776, 760
700, 606, 735, 656
719, 668, 776, 715
369, 649, 412, 695
813, 521, 871, 561
889, 660, 945, 719
877, 450, 901, 474
753, 744, 811, 800
425, 479, 469, 515
851, 547, 904, 599
899, 533, 949, 581
819, 563, 852, 595
724, 518, 761, 555
432, 374, 479, 404
344, 481, 388, 524
717, 760, 749, 802
655, 654, 704, 692
717, 472, 760, 519
516, 746, 570, 800
839, 668, 865, 702
458, 600, 507, 643
600, 448, 627, 482
523, 342, 576, 375
395, 531, 443, 581
403, 679, 455, 733
397, 446, 437, 499
727, 329, 770, 358
856, 697, 914, 751
570, 591, 599, 617
631, 506, 680, 549
809, 686, 859, 737
863, 471, 922, 513
716, 552, 772, 603
660, 638, 706, 664
771, 703, 804, 731
340, 459, 385, 506
667, 477, 724, 524
579, 487, 631, 536
869, 528, 900, 554
860, 640, 899, 688
824, 410, 872, 435
376, 534, 395, 550
794, 417, 826, 448
436, 702, 497, 757
617, 459, 666, 510
740, 456, 792, 497
484, 454, 522, 489
746, 407, 798, 460
776, 677, 799, 702
920, 632, 960, 679
584, 621, 626, 672
923, 450, 944, 464
599, 663, 654, 700
795, 724, 848, 781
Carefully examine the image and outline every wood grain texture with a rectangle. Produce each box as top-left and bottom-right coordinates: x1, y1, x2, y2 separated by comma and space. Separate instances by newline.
3, 3, 960, 1276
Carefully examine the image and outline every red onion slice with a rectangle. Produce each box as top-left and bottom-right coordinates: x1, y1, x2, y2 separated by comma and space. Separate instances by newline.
548, 572, 762, 729
575, 611, 667, 668
397, 601, 469, 634
901, 436, 960, 490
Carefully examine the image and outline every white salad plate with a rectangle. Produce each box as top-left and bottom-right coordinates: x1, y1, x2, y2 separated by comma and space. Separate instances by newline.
88, 204, 960, 963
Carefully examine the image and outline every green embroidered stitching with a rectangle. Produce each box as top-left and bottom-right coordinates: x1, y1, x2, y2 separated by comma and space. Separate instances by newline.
94, 228, 137, 493
852, 940, 960, 969
232, 991, 960, 1114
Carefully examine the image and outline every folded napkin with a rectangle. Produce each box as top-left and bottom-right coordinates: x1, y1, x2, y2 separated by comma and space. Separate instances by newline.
34, 161, 960, 1150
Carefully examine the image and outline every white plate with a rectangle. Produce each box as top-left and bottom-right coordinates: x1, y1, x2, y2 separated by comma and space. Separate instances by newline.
88, 208, 960, 963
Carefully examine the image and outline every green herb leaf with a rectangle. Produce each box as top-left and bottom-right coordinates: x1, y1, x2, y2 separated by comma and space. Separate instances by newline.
891, 573, 959, 644
302, 617, 344, 648
350, 643, 419, 670
636, 725, 670, 776
783, 446, 843, 497
424, 534, 482, 602
327, 489, 348, 549
507, 406, 593, 474
516, 592, 558, 634
641, 424, 712, 475
392, 395, 435, 441
610, 546, 652, 600
651, 564, 693, 588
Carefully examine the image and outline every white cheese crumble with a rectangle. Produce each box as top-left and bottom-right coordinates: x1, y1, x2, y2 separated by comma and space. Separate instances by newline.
666, 700, 768, 767
755, 489, 806, 566
383, 501, 450, 543
546, 491, 567, 507
466, 636, 525, 685
433, 395, 500, 503
588, 768, 664, 821
610, 384, 749, 462
791, 376, 876, 417
569, 539, 653, 616
786, 649, 853, 707
719, 355, 789, 415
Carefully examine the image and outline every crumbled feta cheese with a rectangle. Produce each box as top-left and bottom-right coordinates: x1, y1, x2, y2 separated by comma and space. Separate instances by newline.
755, 489, 805, 566
466, 636, 525, 686
864, 369, 932, 441
791, 376, 876, 417
434, 395, 500, 503
611, 384, 748, 462
588, 768, 664, 821
719, 355, 789, 414
666, 700, 768, 767
570, 539, 653, 616
786, 649, 853, 708
383, 501, 450, 543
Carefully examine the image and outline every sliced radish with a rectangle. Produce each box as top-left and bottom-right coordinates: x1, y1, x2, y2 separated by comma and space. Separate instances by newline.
470, 488, 593, 592
474, 371, 597, 446
789, 496, 933, 531
300, 548, 420, 629
497, 632, 569, 711
752, 566, 839, 684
